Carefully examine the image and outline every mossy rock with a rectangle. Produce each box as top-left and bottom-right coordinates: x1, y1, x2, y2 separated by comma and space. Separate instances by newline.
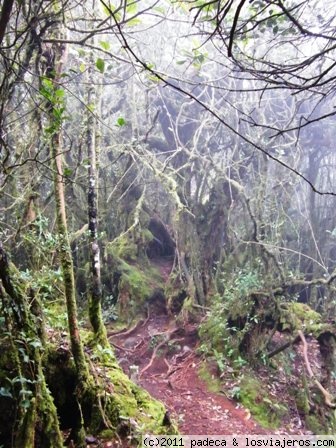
238, 374, 287, 429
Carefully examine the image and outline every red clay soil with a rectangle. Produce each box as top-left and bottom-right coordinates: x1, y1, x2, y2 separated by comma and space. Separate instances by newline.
101, 257, 319, 447
110, 313, 268, 436
109, 256, 266, 435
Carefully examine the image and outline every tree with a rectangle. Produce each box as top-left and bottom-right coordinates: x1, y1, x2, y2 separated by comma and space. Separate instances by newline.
1, 0, 335, 440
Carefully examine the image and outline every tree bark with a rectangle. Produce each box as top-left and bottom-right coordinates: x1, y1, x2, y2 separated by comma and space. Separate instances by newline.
0, 0, 15, 46
0, 245, 63, 448
87, 68, 108, 347
47, 34, 91, 447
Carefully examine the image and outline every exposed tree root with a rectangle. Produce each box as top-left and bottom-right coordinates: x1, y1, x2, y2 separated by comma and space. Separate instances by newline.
139, 339, 168, 379
139, 329, 180, 379
298, 330, 335, 408
108, 319, 144, 338
110, 341, 134, 352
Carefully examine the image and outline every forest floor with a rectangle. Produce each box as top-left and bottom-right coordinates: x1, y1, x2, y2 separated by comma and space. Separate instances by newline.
103, 257, 316, 447
110, 312, 268, 436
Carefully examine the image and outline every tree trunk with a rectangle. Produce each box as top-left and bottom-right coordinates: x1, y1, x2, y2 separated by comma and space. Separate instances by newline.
51, 130, 90, 384
0, 245, 63, 448
86, 68, 109, 347
47, 35, 91, 447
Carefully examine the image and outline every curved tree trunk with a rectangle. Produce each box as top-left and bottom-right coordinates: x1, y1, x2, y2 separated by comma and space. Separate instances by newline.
47, 32, 91, 447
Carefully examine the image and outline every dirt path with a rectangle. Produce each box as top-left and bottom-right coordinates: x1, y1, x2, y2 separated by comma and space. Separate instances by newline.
110, 312, 268, 435
109, 256, 270, 434
105, 257, 318, 444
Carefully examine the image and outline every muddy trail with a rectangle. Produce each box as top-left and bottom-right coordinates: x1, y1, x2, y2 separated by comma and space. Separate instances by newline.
109, 256, 268, 435
110, 312, 268, 435
107, 257, 318, 439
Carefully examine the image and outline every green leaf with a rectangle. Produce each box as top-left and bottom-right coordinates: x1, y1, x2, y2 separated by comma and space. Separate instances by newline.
153, 6, 166, 14
101, 2, 121, 21
79, 63, 86, 73
146, 62, 155, 70
116, 117, 126, 127
95, 58, 105, 73
29, 340, 42, 349
127, 18, 141, 26
126, 0, 137, 14
63, 168, 73, 177
54, 89, 65, 98
0, 387, 12, 398
41, 78, 53, 89
176, 60, 187, 65
99, 41, 110, 51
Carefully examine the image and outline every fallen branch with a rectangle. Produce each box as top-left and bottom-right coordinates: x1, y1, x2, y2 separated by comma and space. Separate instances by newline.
192, 303, 211, 311
267, 335, 301, 359
298, 330, 335, 408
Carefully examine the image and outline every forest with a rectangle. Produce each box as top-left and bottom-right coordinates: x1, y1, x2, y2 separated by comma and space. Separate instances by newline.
0, 0, 335, 446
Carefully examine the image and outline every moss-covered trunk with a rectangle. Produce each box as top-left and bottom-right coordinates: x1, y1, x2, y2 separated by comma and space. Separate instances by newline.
0, 245, 63, 448
51, 130, 90, 384
46, 33, 92, 446
86, 66, 108, 347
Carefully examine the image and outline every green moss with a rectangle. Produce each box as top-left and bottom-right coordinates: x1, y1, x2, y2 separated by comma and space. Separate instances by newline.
198, 361, 222, 394
279, 302, 336, 339
279, 302, 321, 332
44, 343, 175, 441
294, 381, 336, 435
90, 348, 176, 438
119, 261, 153, 302
109, 235, 138, 263
238, 375, 287, 429
197, 363, 287, 430
305, 415, 326, 434
108, 255, 165, 318
294, 388, 310, 415
99, 429, 114, 439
